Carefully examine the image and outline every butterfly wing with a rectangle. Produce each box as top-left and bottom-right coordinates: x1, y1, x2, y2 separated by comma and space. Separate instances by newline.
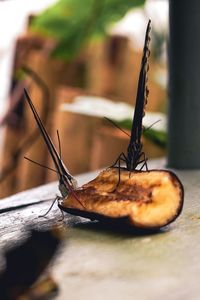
127, 20, 151, 170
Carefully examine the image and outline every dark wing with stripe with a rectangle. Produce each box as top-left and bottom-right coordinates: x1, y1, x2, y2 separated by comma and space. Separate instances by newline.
129, 20, 151, 146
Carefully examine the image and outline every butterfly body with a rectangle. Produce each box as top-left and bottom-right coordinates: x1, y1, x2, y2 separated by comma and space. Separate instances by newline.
24, 90, 83, 213
111, 20, 151, 173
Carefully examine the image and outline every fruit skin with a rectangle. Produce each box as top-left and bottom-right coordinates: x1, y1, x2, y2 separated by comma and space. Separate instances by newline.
59, 169, 184, 230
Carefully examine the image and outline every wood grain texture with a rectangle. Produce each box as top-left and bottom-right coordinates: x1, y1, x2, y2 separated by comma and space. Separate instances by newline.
0, 159, 199, 300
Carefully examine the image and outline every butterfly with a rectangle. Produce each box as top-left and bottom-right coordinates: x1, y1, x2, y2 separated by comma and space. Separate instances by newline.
58, 20, 184, 230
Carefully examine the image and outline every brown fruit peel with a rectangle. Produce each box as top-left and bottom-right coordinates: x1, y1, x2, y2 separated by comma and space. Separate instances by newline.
59, 169, 184, 229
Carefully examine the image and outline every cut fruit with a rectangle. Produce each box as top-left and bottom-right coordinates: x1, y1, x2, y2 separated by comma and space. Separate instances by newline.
59, 168, 184, 229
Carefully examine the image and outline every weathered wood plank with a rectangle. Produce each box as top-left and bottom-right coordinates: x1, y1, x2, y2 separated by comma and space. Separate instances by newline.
0, 170, 99, 249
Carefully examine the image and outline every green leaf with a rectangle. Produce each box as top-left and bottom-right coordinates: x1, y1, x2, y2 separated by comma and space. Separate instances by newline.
31, 0, 145, 60
143, 128, 167, 148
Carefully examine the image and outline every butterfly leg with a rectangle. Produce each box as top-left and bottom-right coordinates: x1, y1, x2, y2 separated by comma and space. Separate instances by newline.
58, 206, 65, 222
39, 195, 60, 218
138, 152, 148, 171
108, 152, 127, 169
109, 153, 127, 192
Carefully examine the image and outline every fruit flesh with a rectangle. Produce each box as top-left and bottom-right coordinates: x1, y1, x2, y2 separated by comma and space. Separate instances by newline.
60, 168, 184, 229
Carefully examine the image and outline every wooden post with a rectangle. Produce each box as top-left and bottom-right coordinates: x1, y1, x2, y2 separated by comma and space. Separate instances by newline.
46, 87, 102, 182
16, 50, 64, 191
168, 1, 200, 168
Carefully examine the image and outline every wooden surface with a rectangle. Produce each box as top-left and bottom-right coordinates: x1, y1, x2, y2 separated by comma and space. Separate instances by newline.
1, 158, 200, 300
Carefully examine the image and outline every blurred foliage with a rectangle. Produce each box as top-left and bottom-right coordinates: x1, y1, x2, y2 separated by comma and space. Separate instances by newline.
114, 118, 167, 148
143, 127, 167, 148
151, 30, 166, 63
31, 0, 145, 60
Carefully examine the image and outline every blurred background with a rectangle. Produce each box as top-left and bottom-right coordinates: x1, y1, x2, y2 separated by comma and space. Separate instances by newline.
0, 0, 168, 198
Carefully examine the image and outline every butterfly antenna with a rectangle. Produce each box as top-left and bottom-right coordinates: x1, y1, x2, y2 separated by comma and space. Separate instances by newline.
144, 119, 161, 132
24, 156, 58, 173
104, 117, 130, 137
